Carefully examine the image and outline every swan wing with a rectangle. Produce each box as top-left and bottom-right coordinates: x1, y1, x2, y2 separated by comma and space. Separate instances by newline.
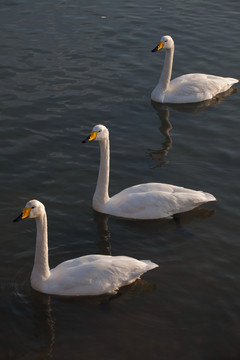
46, 255, 158, 296
165, 73, 238, 103
105, 183, 216, 219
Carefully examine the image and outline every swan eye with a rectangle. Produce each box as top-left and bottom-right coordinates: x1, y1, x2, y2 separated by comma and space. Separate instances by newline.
165, 40, 168, 42
98, 130, 102, 133
31, 206, 35, 209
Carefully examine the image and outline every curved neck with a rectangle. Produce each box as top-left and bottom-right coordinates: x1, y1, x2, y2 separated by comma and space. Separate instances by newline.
93, 138, 110, 210
159, 46, 174, 92
31, 212, 50, 288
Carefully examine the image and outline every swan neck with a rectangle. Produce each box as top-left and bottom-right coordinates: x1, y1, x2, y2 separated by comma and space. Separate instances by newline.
31, 212, 50, 287
159, 46, 174, 92
93, 138, 110, 210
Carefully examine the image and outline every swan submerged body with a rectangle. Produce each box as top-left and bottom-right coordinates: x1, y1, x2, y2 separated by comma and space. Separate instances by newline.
82, 124, 216, 220
151, 35, 238, 104
13, 200, 158, 296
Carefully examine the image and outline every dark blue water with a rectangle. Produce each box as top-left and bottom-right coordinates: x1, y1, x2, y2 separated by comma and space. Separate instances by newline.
0, 0, 239, 359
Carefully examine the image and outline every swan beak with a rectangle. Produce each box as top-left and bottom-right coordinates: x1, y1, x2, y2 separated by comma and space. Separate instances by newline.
13, 207, 31, 222
152, 41, 164, 52
82, 131, 98, 143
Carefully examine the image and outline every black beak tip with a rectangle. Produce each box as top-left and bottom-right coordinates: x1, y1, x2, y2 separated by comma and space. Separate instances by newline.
13, 214, 22, 223
82, 135, 90, 143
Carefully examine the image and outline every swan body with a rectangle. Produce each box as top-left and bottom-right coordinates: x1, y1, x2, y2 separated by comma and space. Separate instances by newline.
13, 200, 158, 296
82, 124, 216, 219
151, 35, 238, 104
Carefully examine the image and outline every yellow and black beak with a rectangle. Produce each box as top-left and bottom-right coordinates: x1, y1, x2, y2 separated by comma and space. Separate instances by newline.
152, 41, 165, 53
82, 131, 98, 143
13, 207, 31, 223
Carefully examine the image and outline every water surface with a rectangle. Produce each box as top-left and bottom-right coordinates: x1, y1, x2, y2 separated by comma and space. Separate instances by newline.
0, 0, 240, 359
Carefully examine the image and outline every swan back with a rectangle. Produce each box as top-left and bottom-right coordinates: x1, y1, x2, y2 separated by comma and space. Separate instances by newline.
45, 255, 158, 296
162, 73, 239, 104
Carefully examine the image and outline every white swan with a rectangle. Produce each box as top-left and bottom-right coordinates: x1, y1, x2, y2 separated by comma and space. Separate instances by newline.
82, 124, 216, 219
13, 199, 158, 296
151, 35, 238, 104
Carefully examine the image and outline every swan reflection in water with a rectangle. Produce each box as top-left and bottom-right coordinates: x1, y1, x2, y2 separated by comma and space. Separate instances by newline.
30, 291, 55, 359
27, 263, 158, 357
93, 209, 112, 255
147, 105, 172, 168
28, 262, 158, 358
92, 207, 216, 245
148, 87, 238, 168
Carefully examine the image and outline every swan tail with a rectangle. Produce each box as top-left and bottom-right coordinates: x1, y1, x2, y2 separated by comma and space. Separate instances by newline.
202, 192, 216, 202
141, 260, 159, 271
226, 77, 239, 85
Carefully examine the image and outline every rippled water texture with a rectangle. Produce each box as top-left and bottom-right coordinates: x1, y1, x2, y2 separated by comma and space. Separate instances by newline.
0, 0, 240, 359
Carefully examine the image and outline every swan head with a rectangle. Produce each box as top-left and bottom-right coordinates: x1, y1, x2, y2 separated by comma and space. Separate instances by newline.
82, 124, 109, 143
13, 199, 45, 222
152, 35, 174, 52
